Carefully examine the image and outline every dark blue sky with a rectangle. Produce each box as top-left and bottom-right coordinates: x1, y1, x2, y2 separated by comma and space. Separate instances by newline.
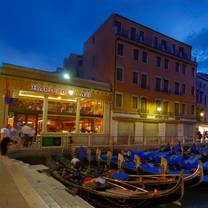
1, 0, 208, 72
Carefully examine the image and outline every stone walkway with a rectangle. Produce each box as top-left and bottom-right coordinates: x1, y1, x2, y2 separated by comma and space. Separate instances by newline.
0, 156, 93, 208
0, 156, 30, 208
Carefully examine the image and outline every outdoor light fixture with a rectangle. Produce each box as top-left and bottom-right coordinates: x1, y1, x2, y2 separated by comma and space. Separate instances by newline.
68, 90, 74, 95
200, 112, 205, 117
63, 73, 70, 80
157, 107, 162, 112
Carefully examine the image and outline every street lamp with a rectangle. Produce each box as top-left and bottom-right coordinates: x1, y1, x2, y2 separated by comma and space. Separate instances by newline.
63, 73, 70, 80
200, 112, 205, 117
157, 106, 162, 112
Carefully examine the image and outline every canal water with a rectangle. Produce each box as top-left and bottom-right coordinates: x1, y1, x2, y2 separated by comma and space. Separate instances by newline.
153, 189, 208, 208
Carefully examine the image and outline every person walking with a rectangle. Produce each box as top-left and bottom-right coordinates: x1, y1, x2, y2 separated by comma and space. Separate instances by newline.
0, 124, 11, 155
21, 123, 33, 147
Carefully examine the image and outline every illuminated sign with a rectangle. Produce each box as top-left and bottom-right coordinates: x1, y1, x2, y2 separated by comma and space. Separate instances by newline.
31, 84, 92, 98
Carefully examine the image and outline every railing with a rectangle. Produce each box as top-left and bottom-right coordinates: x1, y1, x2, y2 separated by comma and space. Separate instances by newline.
10, 134, 195, 152
115, 28, 197, 63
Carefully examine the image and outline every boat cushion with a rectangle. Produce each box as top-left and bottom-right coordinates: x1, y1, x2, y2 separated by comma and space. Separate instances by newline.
112, 172, 129, 180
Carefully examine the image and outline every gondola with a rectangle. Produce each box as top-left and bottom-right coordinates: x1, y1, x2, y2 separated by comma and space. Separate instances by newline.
50, 167, 184, 208
100, 153, 203, 188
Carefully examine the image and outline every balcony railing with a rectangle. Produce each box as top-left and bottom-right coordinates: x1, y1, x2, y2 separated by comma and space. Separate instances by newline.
115, 28, 197, 63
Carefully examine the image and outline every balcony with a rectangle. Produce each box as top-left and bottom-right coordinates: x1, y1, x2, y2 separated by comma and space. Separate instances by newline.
115, 27, 197, 63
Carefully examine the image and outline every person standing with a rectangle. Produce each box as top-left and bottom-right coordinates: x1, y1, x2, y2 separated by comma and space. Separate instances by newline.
28, 127, 35, 147
0, 124, 11, 155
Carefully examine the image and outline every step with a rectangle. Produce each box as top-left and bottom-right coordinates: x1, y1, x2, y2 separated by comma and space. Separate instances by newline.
14, 160, 93, 208
2, 157, 49, 208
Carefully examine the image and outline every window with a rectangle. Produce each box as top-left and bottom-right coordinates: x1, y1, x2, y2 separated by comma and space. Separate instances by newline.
154, 37, 158, 48
181, 84, 186, 95
199, 81, 202, 88
179, 47, 184, 57
164, 59, 169, 69
182, 64, 186, 74
175, 103, 180, 116
163, 80, 169, 93
172, 44, 176, 54
161, 40, 167, 51
175, 82, 180, 95
176, 63, 180, 73
181, 104, 186, 115
132, 96, 138, 109
141, 97, 147, 113
191, 105, 195, 115
114, 21, 122, 33
163, 101, 169, 114
116, 68, 123, 81
92, 56, 96, 67
130, 27, 136, 41
142, 51, 148, 63
139, 31, 144, 42
191, 86, 195, 96
192, 68, 195, 77
133, 48, 139, 61
156, 100, 161, 112
196, 90, 199, 103
132, 72, 138, 84
155, 77, 161, 91
200, 91, 203, 104
117, 43, 123, 56
115, 93, 123, 108
141, 74, 147, 89
156, 57, 161, 67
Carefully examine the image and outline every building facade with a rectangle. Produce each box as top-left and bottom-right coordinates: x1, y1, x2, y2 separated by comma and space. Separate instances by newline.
72, 13, 197, 144
196, 72, 208, 133
0, 64, 112, 145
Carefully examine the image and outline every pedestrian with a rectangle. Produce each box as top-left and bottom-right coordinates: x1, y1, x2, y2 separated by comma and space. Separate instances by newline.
0, 124, 11, 155
70, 157, 81, 169
28, 127, 35, 147
21, 123, 34, 147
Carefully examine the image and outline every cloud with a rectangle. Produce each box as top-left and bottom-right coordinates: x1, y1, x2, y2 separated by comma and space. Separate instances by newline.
186, 28, 208, 72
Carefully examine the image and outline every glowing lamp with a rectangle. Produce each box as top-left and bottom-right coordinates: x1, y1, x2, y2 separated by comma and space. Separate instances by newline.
200, 112, 205, 117
63, 73, 70, 80
157, 107, 162, 112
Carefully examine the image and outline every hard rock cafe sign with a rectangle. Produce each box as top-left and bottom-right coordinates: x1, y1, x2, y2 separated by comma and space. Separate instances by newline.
31, 84, 92, 98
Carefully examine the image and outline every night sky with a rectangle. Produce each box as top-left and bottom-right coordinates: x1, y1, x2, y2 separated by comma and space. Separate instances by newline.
1, 0, 208, 72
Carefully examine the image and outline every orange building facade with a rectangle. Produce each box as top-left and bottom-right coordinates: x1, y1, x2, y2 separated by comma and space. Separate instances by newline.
0, 64, 112, 139
78, 14, 197, 143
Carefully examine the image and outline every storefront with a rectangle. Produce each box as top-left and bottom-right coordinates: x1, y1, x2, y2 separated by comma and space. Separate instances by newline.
0, 64, 112, 140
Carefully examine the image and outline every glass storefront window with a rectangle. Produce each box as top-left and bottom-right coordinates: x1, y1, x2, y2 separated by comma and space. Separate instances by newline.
48, 101, 76, 114
47, 116, 76, 133
80, 99, 103, 116
80, 118, 103, 133
8, 94, 105, 134
9, 98, 43, 113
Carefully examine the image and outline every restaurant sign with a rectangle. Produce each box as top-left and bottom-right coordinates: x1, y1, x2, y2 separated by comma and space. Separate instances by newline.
31, 84, 92, 98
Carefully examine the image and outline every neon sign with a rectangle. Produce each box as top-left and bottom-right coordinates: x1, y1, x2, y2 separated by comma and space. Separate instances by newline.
31, 84, 92, 98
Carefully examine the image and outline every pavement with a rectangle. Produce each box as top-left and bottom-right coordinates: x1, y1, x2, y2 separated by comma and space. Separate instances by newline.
0, 156, 94, 208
